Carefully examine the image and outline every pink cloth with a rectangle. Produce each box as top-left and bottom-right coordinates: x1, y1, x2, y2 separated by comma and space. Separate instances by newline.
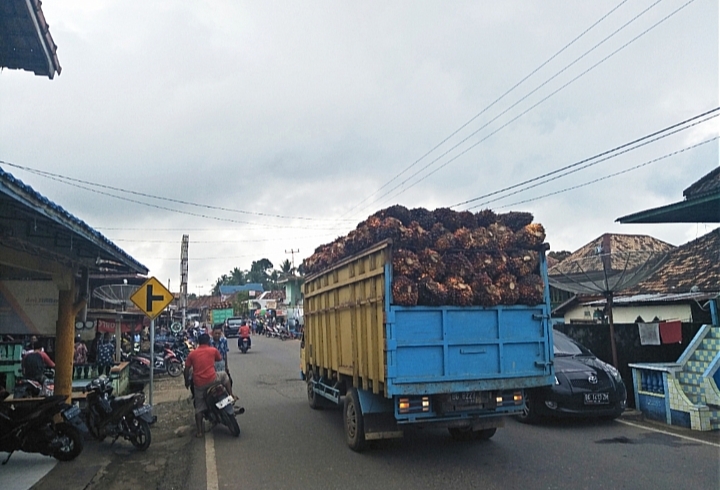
659, 320, 682, 344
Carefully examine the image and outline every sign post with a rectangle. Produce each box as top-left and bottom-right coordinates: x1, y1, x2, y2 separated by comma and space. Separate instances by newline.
130, 277, 175, 408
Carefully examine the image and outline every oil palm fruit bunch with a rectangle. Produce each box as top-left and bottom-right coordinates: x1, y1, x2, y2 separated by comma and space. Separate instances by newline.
393, 249, 422, 280
417, 275, 448, 306
444, 276, 474, 306
392, 276, 418, 306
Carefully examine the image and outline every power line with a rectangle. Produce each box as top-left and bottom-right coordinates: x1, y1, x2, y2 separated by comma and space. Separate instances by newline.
454, 107, 719, 209
494, 136, 719, 209
0, 159, 355, 224
339, 0, 631, 218
356, 0, 694, 215
0, 163, 343, 231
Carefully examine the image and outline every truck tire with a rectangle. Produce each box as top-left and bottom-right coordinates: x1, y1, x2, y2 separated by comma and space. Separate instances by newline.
474, 428, 497, 440
516, 389, 540, 424
448, 426, 475, 441
344, 388, 366, 452
306, 369, 325, 410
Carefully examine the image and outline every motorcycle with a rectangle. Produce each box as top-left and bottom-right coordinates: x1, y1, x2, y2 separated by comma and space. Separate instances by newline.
199, 382, 243, 437
238, 337, 251, 354
13, 375, 54, 398
128, 347, 183, 380
0, 391, 87, 464
83, 376, 154, 451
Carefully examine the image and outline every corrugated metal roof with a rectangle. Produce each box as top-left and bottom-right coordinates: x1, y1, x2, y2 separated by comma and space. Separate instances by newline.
219, 284, 264, 294
684, 166, 720, 199
581, 291, 716, 306
0, 166, 148, 274
0, 0, 61, 79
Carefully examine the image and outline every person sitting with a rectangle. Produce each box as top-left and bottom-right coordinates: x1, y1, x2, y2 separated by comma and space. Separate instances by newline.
239, 321, 251, 348
184, 334, 237, 438
22, 341, 55, 384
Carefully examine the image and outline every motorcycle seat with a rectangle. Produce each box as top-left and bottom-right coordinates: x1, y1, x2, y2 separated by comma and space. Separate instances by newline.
110, 394, 138, 408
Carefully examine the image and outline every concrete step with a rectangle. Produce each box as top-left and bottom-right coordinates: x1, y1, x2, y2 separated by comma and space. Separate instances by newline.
692, 348, 717, 363
677, 371, 702, 385
684, 361, 708, 374
678, 383, 702, 404
706, 327, 720, 339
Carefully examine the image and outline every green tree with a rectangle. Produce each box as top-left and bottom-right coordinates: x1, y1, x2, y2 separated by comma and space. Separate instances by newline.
280, 259, 294, 274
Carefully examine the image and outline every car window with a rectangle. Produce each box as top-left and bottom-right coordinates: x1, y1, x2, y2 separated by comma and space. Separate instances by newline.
553, 332, 593, 357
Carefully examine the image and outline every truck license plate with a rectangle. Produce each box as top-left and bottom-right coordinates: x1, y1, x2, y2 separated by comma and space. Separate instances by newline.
584, 392, 610, 405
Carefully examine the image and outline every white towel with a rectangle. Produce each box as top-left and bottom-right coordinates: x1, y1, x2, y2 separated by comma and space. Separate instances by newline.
638, 322, 660, 345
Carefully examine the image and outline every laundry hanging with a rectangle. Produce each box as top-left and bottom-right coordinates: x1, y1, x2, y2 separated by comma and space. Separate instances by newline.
659, 320, 682, 344
638, 322, 661, 346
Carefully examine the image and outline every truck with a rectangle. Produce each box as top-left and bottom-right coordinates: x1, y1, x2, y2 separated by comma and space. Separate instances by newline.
300, 239, 555, 451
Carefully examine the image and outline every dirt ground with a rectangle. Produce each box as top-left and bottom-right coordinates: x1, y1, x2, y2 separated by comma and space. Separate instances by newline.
32, 376, 199, 490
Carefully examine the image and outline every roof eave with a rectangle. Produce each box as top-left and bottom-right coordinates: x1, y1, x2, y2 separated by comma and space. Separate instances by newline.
616, 193, 720, 224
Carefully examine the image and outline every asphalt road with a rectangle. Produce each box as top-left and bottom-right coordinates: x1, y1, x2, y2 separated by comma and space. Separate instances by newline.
190, 335, 719, 490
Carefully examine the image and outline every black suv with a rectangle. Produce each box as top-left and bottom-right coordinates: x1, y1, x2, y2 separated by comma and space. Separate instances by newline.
224, 317, 244, 338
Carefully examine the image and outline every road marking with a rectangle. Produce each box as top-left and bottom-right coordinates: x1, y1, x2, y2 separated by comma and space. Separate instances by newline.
617, 419, 720, 448
205, 430, 219, 490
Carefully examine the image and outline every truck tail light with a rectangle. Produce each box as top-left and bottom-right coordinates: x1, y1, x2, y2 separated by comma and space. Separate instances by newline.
398, 396, 431, 414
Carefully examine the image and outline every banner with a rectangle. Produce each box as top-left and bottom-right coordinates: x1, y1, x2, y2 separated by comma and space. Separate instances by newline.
95, 318, 143, 334
0, 280, 59, 335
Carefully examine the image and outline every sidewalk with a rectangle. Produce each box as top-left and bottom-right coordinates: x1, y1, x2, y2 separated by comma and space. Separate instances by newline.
27, 376, 196, 490
619, 408, 720, 445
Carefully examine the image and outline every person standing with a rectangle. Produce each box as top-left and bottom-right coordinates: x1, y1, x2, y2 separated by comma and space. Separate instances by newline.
210, 325, 230, 380
73, 335, 89, 378
96, 333, 115, 377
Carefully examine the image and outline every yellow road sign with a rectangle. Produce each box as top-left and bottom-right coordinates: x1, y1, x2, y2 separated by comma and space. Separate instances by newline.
130, 277, 174, 319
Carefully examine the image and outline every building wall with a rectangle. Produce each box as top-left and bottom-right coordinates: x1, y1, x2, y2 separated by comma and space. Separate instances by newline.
564, 303, 692, 324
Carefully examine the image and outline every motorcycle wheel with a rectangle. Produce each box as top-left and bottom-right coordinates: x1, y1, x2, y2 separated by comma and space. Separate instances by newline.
128, 418, 152, 450
86, 412, 106, 441
166, 360, 183, 377
53, 423, 84, 461
221, 411, 240, 437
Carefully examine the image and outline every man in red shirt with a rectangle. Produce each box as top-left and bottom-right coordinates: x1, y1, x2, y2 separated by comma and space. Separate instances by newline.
184, 334, 236, 437
239, 321, 251, 349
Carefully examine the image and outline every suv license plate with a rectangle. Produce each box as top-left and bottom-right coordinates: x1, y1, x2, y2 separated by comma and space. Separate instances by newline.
215, 395, 233, 409
584, 392, 610, 405
133, 405, 152, 417
62, 406, 81, 420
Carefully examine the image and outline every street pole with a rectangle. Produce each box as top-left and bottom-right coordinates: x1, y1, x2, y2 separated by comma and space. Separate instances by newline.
149, 318, 154, 406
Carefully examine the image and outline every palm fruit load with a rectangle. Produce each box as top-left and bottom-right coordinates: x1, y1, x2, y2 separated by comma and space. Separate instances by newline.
303, 205, 546, 307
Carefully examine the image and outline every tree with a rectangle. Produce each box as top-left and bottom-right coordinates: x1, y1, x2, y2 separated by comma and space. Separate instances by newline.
280, 259, 294, 274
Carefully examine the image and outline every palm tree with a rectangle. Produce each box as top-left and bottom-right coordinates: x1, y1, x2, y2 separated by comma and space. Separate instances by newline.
280, 259, 294, 275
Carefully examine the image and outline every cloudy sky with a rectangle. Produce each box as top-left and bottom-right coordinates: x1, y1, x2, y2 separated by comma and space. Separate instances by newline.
1, 0, 717, 295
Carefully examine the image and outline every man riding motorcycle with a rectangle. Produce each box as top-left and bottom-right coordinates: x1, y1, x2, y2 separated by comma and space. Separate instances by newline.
238, 321, 251, 349
184, 334, 237, 438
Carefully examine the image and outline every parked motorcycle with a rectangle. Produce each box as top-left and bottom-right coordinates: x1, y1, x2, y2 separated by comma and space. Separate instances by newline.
83, 376, 154, 450
199, 382, 243, 437
0, 392, 86, 463
128, 347, 183, 380
238, 337, 251, 354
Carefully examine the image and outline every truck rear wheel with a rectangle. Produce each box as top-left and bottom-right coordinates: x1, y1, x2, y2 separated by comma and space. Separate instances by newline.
307, 369, 325, 410
344, 388, 366, 452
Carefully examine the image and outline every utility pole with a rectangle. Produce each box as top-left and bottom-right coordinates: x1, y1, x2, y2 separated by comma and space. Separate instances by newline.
285, 249, 299, 271
181, 235, 189, 330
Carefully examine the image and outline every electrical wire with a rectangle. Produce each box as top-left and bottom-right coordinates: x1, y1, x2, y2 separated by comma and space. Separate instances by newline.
457, 108, 719, 209
0, 159, 355, 224
339, 0, 631, 219
356, 0, 695, 215
0, 164, 344, 231
492, 136, 719, 209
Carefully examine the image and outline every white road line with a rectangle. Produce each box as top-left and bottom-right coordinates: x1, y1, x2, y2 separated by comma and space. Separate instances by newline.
205, 430, 219, 490
617, 419, 720, 448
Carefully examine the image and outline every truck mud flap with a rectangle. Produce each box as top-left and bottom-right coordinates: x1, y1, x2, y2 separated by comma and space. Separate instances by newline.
363, 412, 403, 441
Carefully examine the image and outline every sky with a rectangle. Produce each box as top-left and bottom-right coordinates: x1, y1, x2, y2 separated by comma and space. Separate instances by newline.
0, 0, 718, 296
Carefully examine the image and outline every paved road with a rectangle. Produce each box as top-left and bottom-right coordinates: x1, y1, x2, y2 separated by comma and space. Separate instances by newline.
192, 335, 719, 490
